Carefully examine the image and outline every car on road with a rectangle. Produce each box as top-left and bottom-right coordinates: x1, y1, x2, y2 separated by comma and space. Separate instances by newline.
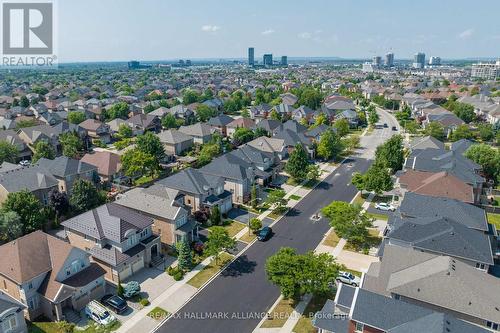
85, 300, 116, 325
101, 294, 128, 314
383, 123, 388, 128
257, 227, 272, 241
374, 202, 396, 211
336, 271, 361, 287
392, 126, 397, 131
19, 160, 30, 166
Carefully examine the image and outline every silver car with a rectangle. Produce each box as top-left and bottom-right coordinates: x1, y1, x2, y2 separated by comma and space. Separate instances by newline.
374, 202, 395, 211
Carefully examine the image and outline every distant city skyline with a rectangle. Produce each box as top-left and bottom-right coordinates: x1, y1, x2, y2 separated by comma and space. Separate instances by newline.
59, 0, 500, 62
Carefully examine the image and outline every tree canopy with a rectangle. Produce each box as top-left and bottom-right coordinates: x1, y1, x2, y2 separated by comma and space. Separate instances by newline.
464, 144, 500, 183
316, 129, 343, 161
205, 226, 236, 264
285, 144, 310, 181
69, 179, 105, 213
0, 141, 18, 164
374, 135, 404, 173
32, 140, 55, 163
2, 190, 46, 235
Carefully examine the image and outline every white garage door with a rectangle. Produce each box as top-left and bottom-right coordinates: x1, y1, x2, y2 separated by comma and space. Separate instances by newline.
131, 257, 144, 274
119, 266, 132, 281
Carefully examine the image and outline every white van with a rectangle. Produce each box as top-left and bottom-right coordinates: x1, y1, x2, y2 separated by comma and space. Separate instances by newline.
85, 300, 116, 326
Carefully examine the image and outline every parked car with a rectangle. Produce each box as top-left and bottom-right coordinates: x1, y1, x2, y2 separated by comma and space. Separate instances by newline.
336, 271, 361, 287
101, 294, 128, 314
383, 123, 388, 128
257, 226, 273, 241
374, 202, 396, 211
391, 126, 397, 131
123, 281, 141, 298
19, 160, 30, 166
268, 182, 281, 189
85, 300, 116, 325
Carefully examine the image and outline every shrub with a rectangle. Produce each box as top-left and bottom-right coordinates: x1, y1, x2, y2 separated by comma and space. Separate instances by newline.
166, 266, 174, 276
173, 271, 184, 281
139, 298, 150, 307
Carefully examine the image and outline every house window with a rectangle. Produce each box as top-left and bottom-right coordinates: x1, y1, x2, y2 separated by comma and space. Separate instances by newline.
2, 314, 17, 332
3, 280, 6, 290
28, 282, 33, 290
476, 263, 486, 270
355, 322, 364, 332
28, 296, 38, 310
394, 294, 400, 300
187, 199, 191, 205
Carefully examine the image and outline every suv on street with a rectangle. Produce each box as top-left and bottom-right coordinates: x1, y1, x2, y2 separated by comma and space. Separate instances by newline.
257, 227, 273, 241
374, 202, 396, 211
336, 271, 361, 287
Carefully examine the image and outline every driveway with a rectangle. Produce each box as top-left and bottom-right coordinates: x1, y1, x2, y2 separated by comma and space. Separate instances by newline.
227, 208, 256, 224
336, 250, 380, 273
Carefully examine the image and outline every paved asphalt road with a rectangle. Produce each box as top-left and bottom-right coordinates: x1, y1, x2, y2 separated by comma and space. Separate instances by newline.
156, 109, 398, 333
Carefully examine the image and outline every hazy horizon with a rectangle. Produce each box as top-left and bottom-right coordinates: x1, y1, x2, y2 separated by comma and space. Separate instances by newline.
57, 0, 500, 62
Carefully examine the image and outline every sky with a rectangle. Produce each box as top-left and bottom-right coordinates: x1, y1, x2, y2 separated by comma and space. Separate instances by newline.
58, 0, 500, 62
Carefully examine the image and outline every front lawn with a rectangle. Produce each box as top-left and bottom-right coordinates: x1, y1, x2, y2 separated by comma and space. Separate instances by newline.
187, 252, 234, 288
29, 321, 121, 333
208, 220, 245, 238
366, 212, 389, 221
239, 231, 257, 243
322, 231, 340, 248
344, 229, 381, 254
148, 307, 170, 321
260, 298, 297, 328
289, 194, 302, 201
292, 292, 335, 333
488, 213, 500, 229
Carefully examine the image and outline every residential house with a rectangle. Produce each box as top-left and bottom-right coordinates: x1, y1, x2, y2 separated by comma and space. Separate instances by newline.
407, 135, 445, 151
157, 130, 194, 156
36, 156, 98, 193
159, 168, 232, 214
313, 284, 490, 333
292, 105, 315, 124
381, 215, 493, 270
280, 93, 298, 106
231, 144, 278, 185
17, 125, 60, 153
246, 136, 287, 163
207, 114, 234, 137
0, 231, 106, 321
178, 123, 213, 144
249, 103, 272, 119
0, 291, 27, 333
81, 151, 122, 183
270, 103, 295, 119
363, 244, 500, 331
397, 170, 475, 203
78, 119, 111, 144
168, 104, 195, 121
126, 114, 161, 135
254, 119, 281, 134
199, 154, 255, 204
404, 148, 484, 202
273, 120, 315, 158
62, 203, 161, 283
398, 192, 489, 232
226, 118, 256, 138
0, 130, 32, 162
115, 184, 194, 246
0, 165, 58, 205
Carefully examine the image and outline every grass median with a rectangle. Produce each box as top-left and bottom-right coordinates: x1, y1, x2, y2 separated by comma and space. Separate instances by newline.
187, 252, 234, 288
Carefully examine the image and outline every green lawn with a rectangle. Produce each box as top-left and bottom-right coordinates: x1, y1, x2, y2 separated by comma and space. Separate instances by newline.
343, 268, 362, 277
209, 220, 246, 238
260, 298, 297, 328
322, 231, 340, 248
29, 321, 121, 333
148, 307, 170, 321
352, 192, 365, 206
187, 252, 234, 288
488, 213, 500, 229
292, 292, 335, 333
366, 212, 389, 221
344, 229, 381, 254
239, 231, 257, 243
289, 194, 302, 201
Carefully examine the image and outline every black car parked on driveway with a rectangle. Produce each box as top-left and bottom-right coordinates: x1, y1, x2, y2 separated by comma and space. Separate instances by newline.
101, 294, 128, 314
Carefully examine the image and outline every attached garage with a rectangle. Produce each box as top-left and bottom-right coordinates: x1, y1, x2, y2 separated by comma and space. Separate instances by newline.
118, 265, 132, 280
131, 257, 144, 274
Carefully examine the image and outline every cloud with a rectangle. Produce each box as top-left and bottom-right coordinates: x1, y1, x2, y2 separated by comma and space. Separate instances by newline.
201, 25, 220, 32
298, 32, 312, 39
261, 29, 275, 35
458, 28, 474, 39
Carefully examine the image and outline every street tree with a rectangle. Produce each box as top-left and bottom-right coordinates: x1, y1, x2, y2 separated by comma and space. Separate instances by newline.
333, 119, 350, 137
316, 129, 343, 161
374, 135, 404, 173
249, 218, 262, 234
205, 226, 236, 264
362, 163, 394, 195
321, 201, 373, 247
